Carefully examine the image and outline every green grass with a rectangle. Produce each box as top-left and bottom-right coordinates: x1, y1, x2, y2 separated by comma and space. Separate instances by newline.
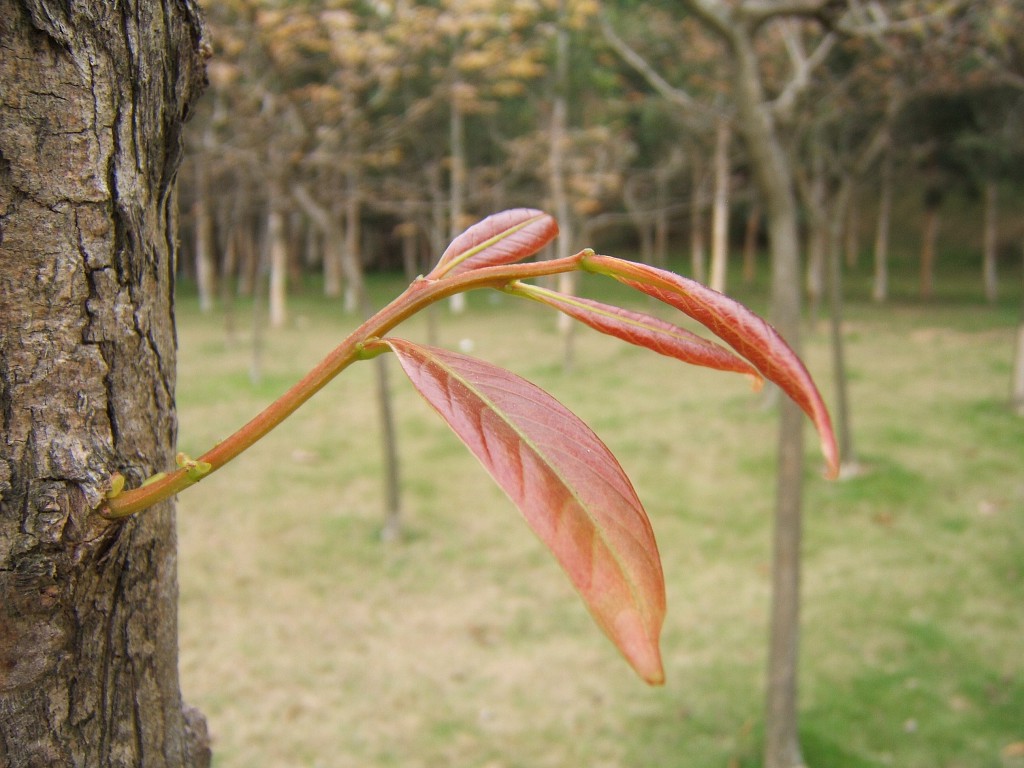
175, 265, 1023, 768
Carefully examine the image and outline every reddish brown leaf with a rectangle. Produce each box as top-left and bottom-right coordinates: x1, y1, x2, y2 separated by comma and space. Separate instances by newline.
586, 255, 840, 479
377, 338, 666, 684
427, 209, 558, 279
509, 283, 763, 388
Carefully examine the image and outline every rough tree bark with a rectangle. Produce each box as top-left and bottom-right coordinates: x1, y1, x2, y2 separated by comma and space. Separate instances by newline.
0, 2, 209, 766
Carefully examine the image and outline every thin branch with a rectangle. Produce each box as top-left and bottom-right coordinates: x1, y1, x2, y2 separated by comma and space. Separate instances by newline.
100, 254, 589, 519
680, 0, 736, 41
835, 0, 969, 36
771, 23, 837, 120
741, 0, 834, 27
598, 13, 714, 122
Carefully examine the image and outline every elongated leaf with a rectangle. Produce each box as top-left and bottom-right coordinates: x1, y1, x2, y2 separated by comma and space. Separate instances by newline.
378, 338, 666, 684
427, 209, 558, 279
587, 255, 840, 479
510, 283, 763, 388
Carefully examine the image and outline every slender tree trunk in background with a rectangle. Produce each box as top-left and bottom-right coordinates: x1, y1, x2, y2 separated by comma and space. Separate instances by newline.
354, 286, 403, 543
287, 211, 305, 292
804, 140, 827, 325
1013, 246, 1024, 416
1014, 321, 1024, 416
551, 0, 577, 371
690, 150, 708, 282
654, 162, 671, 270
302, 215, 318, 274
218, 190, 246, 341
267, 187, 288, 329
743, 202, 762, 285
250, 221, 269, 386
290, 182, 345, 301
236, 218, 258, 298
193, 157, 217, 313
920, 199, 941, 300
982, 178, 999, 304
375, 351, 403, 542
343, 167, 366, 315
399, 208, 419, 282
0, 2, 209, 766
324, 220, 344, 299
448, 86, 467, 314
872, 142, 893, 303
709, 115, 732, 293
220, 226, 239, 343
844, 187, 860, 268
424, 163, 448, 345
681, 5, 809, 765
827, 185, 857, 473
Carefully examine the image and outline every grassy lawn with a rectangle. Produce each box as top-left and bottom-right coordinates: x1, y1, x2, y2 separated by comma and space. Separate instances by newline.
175, 259, 1023, 767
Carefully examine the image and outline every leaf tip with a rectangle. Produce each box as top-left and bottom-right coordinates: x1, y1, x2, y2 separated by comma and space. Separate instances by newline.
822, 439, 841, 481
604, 604, 665, 685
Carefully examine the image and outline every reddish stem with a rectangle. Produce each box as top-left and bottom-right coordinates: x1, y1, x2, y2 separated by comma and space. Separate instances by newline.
101, 255, 585, 518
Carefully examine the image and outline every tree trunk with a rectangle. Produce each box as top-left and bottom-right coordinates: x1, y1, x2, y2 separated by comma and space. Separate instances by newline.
982, 178, 999, 304
804, 141, 827, 326
920, 203, 940, 300
343, 167, 365, 316
551, 0, 577, 370
399, 209, 420, 282
654, 161, 672, 270
1013, 246, 1024, 417
192, 157, 217, 314
689, 149, 708, 282
844, 186, 860, 268
743, 201, 762, 285
1014, 321, 1024, 417
709, 115, 732, 293
267, 188, 288, 329
220, 224, 239, 343
872, 143, 893, 303
448, 86, 467, 314
236, 218, 258, 299
0, 2, 210, 766
696, 9, 808, 767
375, 352, 403, 542
324, 221, 345, 300
290, 183, 346, 302
827, 184, 857, 473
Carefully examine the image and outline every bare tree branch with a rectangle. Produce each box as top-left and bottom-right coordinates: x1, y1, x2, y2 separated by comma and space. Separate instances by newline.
835, 0, 969, 36
679, 0, 737, 41
598, 13, 715, 122
741, 0, 835, 26
771, 21, 837, 120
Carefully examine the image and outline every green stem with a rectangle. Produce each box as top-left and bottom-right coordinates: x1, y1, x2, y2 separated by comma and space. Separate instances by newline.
101, 255, 585, 519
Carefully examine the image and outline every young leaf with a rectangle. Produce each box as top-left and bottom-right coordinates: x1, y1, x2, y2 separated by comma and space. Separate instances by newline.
375, 338, 666, 684
427, 208, 558, 280
507, 282, 763, 388
585, 255, 840, 479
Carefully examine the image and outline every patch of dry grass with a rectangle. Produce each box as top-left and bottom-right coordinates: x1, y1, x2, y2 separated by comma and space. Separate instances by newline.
176, 279, 1023, 767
